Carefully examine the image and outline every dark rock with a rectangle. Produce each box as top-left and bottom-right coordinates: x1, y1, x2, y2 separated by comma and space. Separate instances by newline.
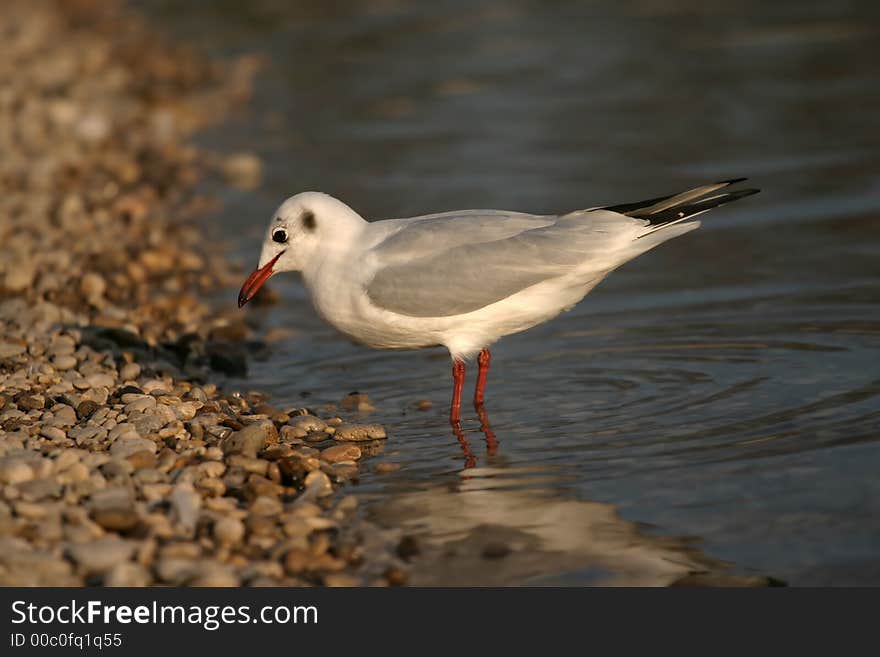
76, 400, 100, 421
384, 566, 408, 587
206, 342, 247, 377
397, 535, 420, 561
277, 457, 308, 487
113, 385, 144, 399
481, 542, 512, 560
669, 573, 787, 587
14, 392, 44, 411
86, 327, 145, 350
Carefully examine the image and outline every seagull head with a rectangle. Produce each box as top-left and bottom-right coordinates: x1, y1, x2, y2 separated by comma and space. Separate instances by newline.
238, 191, 365, 307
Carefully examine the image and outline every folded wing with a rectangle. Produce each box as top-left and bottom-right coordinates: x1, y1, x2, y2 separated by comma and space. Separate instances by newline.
366, 210, 644, 317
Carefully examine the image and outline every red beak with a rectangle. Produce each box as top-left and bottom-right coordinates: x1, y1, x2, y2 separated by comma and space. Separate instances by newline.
238, 252, 284, 308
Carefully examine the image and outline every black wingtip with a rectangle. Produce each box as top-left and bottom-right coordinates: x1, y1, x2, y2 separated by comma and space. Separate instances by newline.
645, 187, 760, 226
715, 177, 748, 186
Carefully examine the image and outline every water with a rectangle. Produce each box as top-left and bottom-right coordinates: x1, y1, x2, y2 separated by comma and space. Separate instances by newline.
140, 0, 880, 585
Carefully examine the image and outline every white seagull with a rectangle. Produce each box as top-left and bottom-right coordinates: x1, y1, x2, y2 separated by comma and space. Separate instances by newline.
238, 179, 758, 425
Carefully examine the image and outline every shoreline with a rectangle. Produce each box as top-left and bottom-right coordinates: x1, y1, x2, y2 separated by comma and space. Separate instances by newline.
0, 0, 405, 586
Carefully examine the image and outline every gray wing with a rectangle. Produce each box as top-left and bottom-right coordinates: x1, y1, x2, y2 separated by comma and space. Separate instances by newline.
366, 210, 644, 317
369, 210, 555, 266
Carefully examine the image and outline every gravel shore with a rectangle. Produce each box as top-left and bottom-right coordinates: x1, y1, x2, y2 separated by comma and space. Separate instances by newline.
0, 0, 404, 586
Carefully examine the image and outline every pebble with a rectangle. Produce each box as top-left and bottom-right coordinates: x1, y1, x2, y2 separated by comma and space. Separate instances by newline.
340, 392, 376, 412
303, 470, 334, 498
53, 450, 81, 473
81, 387, 109, 405
221, 420, 277, 457
18, 479, 62, 502
173, 402, 198, 420
68, 537, 136, 574
85, 373, 115, 389
0, 1, 404, 589
288, 415, 328, 434
0, 342, 26, 359
170, 483, 201, 534
250, 496, 283, 516
16, 394, 44, 411
0, 460, 35, 485
40, 426, 66, 442
213, 517, 245, 545
119, 362, 141, 381
126, 450, 156, 470
374, 462, 402, 474
80, 273, 106, 303
110, 436, 157, 459
191, 565, 240, 587
52, 355, 78, 371
321, 444, 362, 463
124, 395, 156, 413
333, 423, 387, 441
105, 562, 151, 587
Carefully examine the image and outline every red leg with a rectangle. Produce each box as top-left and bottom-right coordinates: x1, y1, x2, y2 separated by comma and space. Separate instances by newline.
450, 359, 466, 425
474, 348, 491, 407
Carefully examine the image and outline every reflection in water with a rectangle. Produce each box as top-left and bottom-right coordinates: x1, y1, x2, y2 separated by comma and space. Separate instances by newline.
140, 0, 880, 584
451, 402, 499, 470
375, 477, 775, 586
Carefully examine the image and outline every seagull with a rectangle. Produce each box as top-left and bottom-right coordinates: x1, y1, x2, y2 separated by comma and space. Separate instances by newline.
238, 179, 759, 426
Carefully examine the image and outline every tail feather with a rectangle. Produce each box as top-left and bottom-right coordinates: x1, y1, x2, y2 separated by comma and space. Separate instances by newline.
599, 178, 759, 237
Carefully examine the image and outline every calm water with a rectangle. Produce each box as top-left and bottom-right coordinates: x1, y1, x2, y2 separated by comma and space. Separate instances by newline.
140, 0, 880, 585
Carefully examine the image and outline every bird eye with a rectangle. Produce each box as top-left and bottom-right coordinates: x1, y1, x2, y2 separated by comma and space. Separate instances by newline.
272, 229, 288, 243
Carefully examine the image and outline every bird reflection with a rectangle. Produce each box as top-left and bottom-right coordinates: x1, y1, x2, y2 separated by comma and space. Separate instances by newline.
450, 400, 499, 469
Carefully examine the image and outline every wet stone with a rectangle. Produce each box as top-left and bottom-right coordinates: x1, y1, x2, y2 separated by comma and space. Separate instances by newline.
375, 462, 402, 474
340, 392, 376, 412
333, 423, 387, 442
321, 444, 362, 463
304, 470, 333, 497
287, 415, 327, 434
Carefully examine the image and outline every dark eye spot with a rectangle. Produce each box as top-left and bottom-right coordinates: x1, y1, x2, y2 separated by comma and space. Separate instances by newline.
272, 228, 288, 243
302, 210, 316, 231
